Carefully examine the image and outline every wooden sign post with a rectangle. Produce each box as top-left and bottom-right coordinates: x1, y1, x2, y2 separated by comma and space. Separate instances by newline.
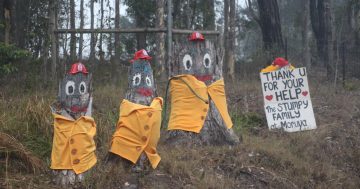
260, 67, 317, 132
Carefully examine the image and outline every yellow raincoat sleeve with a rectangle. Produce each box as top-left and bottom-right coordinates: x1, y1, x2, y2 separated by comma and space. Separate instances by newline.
208, 79, 233, 129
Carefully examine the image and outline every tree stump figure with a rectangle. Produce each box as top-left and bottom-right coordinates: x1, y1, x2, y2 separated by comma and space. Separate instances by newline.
108, 50, 162, 188
165, 32, 240, 146
50, 62, 97, 187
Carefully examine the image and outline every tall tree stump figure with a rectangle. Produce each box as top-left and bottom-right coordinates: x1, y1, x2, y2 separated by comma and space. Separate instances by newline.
50, 62, 97, 187
108, 50, 163, 187
165, 32, 240, 146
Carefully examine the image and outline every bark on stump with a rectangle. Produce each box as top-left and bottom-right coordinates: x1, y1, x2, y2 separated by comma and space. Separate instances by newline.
50, 66, 94, 187
165, 38, 240, 146
107, 58, 158, 188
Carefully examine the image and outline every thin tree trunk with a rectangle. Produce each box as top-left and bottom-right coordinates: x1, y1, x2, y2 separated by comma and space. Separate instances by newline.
107, 0, 113, 59
90, 0, 96, 61
78, 0, 84, 59
310, 0, 334, 78
223, 0, 229, 73
257, 0, 284, 62
301, 0, 311, 68
99, 0, 104, 61
227, 0, 236, 79
136, 17, 146, 49
69, 0, 76, 61
49, 0, 57, 81
155, 0, 166, 78
203, 0, 215, 30
114, 0, 120, 62
4, 0, 12, 44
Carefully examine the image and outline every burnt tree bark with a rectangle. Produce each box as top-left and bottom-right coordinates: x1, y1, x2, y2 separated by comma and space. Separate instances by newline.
257, 0, 284, 63
310, 0, 334, 78
301, 0, 311, 68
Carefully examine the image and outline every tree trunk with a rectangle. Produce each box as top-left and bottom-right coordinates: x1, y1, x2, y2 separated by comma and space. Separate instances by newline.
4, 0, 12, 44
78, 0, 84, 60
136, 15, 147, 49
226, 0, 236, 79
89, 0, 96, 61
155, 0, 166, 78
301, 0, 311, 68
99, 0, 104, 62
106, 0, 113, 59
114, 0, 121, 62
257, 0, 284, 63
165, 40, 240, 146
310, 0, 334, 78
69, 0, 76, 61
223, 0, 229, 73
49, 0, 57, 81
202, 0, 215, 30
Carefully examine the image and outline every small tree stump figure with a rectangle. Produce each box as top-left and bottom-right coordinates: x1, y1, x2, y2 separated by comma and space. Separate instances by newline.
165, 32, 240, 146
108, 50, 162, 188
50, 62, 97, 187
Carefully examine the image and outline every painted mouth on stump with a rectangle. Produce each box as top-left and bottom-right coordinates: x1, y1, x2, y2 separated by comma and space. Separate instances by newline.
136, 88, 153, 97
70, 106, 87, 113
195, 75, 213, 82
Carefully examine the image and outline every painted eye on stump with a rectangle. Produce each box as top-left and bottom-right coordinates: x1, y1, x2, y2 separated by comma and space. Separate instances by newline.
79, 81, 87, 94
145, 76, 152, 86
65, 81, 75, 95
133, 73, 141, 86
182, 54, 193, 71
203, 53, 211, 68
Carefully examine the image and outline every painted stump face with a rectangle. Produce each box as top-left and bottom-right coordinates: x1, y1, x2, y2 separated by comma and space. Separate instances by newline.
58, 64, 92, 118
126, 59, 156, 105
174, 39, 221, 85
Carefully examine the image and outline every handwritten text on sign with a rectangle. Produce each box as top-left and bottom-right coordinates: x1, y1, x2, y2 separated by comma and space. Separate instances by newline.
260, 67, 316, 132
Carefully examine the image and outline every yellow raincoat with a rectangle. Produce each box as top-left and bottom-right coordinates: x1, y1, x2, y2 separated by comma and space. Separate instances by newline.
168, 74, 233, 133
261, 65, 295, 73
50, 114, 97, 174
110, 97, 163, 169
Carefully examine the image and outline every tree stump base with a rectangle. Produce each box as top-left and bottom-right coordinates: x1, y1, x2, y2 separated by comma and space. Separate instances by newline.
165, 100, 240, 146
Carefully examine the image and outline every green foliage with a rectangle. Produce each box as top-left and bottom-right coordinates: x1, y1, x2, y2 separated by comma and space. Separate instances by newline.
0, 43, 30, 74
232, 112, 264, 133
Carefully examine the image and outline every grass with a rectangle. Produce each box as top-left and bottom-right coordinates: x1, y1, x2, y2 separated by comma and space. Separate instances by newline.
1, 63, 360, 188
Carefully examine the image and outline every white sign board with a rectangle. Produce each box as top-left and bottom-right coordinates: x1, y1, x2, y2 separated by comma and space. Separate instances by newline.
260, 67, 317, 132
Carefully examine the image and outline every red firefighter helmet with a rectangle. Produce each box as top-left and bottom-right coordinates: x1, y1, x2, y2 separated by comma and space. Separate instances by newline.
69, 62, 88, 74
272, 57, 289, 68
130, 49, 152, 63
189, 32, 205, 41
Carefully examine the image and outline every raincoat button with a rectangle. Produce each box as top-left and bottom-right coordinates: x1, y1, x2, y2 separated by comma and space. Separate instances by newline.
141, 136, 147, 142
203, 108, 207, 112
70, 138, 74, 144
205, 100, 209, 104
71, 149, 77, 155
147, 112, 152, 117
201, 116, 205, 120
144, 125, 150, 130
73, 159, 80, 164
136, 146, 141, 151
